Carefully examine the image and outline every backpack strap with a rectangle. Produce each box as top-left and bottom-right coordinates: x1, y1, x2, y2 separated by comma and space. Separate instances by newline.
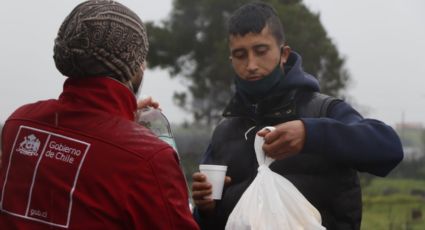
296, 91, 342, 118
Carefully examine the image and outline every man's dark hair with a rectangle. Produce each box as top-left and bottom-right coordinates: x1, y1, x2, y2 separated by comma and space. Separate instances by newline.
228, 2, 285, 44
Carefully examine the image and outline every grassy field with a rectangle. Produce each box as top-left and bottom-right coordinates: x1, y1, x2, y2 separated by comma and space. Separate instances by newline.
361, 178, 425, 230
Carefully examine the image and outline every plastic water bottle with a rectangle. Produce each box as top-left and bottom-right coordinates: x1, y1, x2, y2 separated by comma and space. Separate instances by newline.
137, 106, 193, 211
137, 107, 178, 153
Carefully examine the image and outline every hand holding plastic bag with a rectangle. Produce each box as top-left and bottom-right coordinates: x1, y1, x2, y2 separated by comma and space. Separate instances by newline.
225, 127, 325, 230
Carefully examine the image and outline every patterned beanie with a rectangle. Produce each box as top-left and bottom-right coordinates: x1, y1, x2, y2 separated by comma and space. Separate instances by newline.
53, 0, 149, 83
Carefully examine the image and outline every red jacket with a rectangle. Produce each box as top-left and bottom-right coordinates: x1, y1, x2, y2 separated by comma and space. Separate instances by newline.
0, 77, 199, 230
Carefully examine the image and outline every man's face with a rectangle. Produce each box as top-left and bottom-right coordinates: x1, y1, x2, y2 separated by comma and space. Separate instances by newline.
229, 25, 289, 81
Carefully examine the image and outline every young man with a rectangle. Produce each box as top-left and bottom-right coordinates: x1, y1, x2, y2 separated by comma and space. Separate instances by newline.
191, 2, 403, 230
0, 1, 198, 229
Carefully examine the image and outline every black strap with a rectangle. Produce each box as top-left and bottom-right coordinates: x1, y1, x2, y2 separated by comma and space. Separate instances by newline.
297, 92, 341, 118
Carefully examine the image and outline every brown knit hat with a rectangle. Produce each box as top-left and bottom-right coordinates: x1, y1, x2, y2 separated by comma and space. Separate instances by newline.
53, 0, 149, 83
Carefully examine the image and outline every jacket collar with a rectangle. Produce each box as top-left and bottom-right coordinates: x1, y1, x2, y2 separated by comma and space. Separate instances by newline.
59, 77, 137, 121
222, 89, 298, 124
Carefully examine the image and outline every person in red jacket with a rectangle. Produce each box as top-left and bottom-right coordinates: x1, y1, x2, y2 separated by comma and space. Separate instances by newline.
0, 1, 199, 229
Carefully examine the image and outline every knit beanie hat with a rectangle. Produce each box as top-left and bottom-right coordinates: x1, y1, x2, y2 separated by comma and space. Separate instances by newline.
53, 0, 149, 83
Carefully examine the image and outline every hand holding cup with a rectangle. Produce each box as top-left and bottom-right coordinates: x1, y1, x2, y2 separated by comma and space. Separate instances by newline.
192, 165, 230, 215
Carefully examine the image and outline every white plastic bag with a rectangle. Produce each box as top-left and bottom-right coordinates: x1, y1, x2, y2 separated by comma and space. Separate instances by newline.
225, 127, 325, 230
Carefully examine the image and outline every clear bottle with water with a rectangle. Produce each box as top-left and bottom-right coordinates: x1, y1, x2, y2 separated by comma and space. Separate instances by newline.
137, 107, 178, 154
137, 107, 194, 211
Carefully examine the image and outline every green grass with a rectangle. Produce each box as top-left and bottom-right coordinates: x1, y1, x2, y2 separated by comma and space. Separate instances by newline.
361, 178, 425, 230
362, 201, 425, 230
363, 178, 425, 196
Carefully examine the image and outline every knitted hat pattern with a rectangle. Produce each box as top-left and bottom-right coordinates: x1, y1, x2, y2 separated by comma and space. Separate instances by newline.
53, 0, 149, 82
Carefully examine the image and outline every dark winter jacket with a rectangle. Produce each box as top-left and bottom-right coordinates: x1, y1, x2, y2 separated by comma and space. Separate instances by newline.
195, 52, 403, 230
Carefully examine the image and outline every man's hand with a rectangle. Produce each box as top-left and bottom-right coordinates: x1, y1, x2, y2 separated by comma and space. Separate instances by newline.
137, 96, 160, 110
257, 120, 306, 160
191, 172, 231, 216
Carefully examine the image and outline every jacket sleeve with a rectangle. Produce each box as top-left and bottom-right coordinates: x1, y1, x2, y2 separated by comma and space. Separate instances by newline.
125, 147, 199, 230
300, 100, 403, 177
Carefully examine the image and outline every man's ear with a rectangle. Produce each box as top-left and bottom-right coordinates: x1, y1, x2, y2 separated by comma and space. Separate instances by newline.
280, 44, 291, 65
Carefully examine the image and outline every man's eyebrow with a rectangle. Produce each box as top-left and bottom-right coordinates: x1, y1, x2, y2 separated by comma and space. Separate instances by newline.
253, 44, 269, 49
231, 44, 269, 55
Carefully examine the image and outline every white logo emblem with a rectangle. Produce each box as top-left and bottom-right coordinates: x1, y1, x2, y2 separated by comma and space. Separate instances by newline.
16, 134, 41, 156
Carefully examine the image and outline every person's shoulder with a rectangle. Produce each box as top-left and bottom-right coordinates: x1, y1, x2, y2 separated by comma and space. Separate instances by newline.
99, 118, 172, 160
214, 117, 244, 132
297, 91, 341, 104
8, 99, 57, 120
296, 91, 342, 117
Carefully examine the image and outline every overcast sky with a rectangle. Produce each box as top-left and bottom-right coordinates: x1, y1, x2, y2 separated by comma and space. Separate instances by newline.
1, 0, 424, 127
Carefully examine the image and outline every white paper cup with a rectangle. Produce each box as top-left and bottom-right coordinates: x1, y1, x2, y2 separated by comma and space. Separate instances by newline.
199, 164, 228, 200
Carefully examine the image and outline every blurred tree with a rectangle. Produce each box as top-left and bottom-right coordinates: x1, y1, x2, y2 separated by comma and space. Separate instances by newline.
172, 123, 212, 183
147, 0, 350, 126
